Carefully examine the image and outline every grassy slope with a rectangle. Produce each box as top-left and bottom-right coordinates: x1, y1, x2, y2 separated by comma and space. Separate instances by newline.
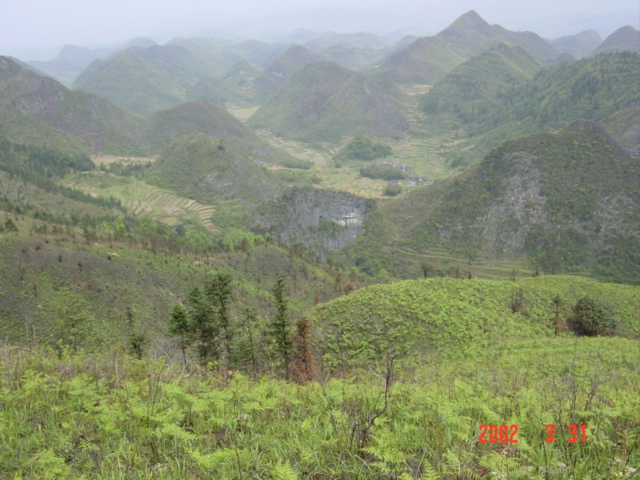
449, 51, 640, 163
73, 52, 189, 116
312, 276, 640, 367
0, 233, 346, 348
0, 314, 637, 478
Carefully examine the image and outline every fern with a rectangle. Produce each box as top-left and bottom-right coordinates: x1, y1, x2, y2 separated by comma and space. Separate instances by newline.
272, 461, 298, 480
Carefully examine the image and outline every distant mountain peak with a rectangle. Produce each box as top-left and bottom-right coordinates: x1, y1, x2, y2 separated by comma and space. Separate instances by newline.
445, 10, 491, 32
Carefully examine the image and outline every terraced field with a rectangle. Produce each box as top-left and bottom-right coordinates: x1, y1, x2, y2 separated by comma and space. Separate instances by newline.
62, 173, 220, 231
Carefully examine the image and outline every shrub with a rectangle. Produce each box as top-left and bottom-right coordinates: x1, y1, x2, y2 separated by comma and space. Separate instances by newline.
383, 183, 403, 196
568, 297, 616, 336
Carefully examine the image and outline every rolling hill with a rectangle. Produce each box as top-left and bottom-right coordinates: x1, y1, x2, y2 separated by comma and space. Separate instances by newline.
143, 100, 293, 165
430, 51, 640, 163
348, 121, 640, 284
420, 43, 542, 126
253, 45, 322, 100
248, 61, 409, 143
0, 56, 147, 155
145, 134, 282, 206
591, 26, 640, 55
548, 30, 602, 59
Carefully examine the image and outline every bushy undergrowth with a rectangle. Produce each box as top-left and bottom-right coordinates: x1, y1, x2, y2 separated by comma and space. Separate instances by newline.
0, 337, 637, 479
312, 276, 640, 369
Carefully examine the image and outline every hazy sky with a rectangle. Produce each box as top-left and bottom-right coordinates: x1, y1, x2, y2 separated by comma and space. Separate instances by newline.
1, 0, 638, 59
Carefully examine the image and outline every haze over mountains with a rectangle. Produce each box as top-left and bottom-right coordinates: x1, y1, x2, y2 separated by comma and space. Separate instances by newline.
0, 9, 638, 286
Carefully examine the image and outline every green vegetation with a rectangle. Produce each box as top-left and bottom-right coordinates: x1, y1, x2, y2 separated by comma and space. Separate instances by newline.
383, 183, 403, 196
146, 134, 282, 206
359, 165, 406, 180
337, 136, 393, 162
0, 326, 638, 478
568, 297, 618, 337
420, 44, 541, 126
312, 276, 640, 368
1, 17, 639, 479
349, 121, 640, 284
0, 56, 147, 156
248, 62, 409, 143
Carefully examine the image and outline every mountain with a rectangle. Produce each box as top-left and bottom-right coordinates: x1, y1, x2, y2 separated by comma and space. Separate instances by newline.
549, 30, 602, 59
374, 10, 559, 85
253, 45, 322, 100
73, 52, 188, 116
421, 44, 541, 125
145, 134, 282, 206
72, 39, 234, 116
433, 51, 640, 162
186, 59, 263, 108
144, 100, 293, 165
0, 56, 146, 155
316, 43, 387, 70
27, 45, 113, 86
248, 61, 409, 143
591, 26, 640, 55
348, 121, 640, 284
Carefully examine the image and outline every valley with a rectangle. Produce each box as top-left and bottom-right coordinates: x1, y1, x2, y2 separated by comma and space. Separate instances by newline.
0, 7, 639, 479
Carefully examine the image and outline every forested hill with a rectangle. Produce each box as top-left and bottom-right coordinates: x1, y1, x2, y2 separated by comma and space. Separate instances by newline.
349, 121, 640, 284
247, 61, 409, 142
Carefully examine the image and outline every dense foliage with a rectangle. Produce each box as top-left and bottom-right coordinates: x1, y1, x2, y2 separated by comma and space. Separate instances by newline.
0, 337, 637, 479
339, 136, 392, 161
568, 297, 617, 336
359, 165, 406, 180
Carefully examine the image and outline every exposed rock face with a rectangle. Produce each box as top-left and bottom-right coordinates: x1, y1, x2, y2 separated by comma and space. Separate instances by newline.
248, 187, 372, 259
476, 153, 547, 254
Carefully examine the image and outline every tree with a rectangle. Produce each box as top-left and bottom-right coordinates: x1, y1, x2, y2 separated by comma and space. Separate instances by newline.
4, 218, 17, 232
205, 273, 234, 366
269, 275, 292, 379
421, 262, 435, 278
568, 297, 616, 337
169, 304, 191, 365
552, 295, 563, 336
187, 287, 216, 365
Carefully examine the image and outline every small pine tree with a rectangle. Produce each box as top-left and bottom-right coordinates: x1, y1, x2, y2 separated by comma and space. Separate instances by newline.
205, 273, 234, 366
269, 275, 292, 379
169, 304, 191, 365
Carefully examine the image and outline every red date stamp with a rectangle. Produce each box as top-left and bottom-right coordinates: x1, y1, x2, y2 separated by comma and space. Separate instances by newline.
479, 425, 588, 443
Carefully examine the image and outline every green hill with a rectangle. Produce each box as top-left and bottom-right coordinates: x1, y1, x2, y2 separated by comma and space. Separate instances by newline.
420, 43, 541, 126
253, 45, 322, 100
0, 56, 147, 155
73, 52, 189, 116
145, 134, 282, 206
549, 30, 602, 59
591, 26, 640, 55
248, 61, 409, 142
436, 51, 640, 162
375, 10, 559, 85
312, 276, 640, 367
347, 121, 640, 284
143, 100, 293, 165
